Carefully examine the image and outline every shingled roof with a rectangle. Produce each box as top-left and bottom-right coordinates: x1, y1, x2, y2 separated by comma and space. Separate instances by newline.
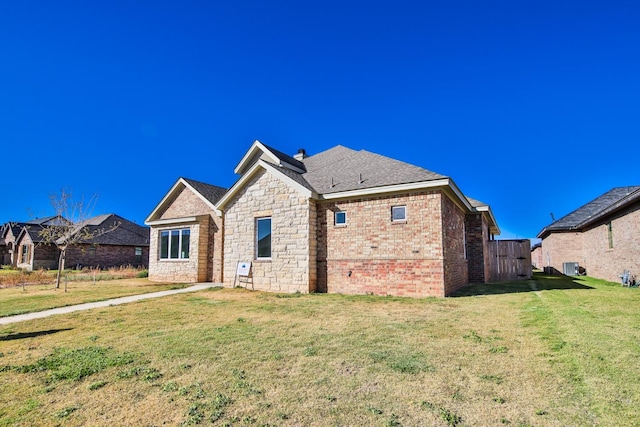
182, 178, 227, 205
74, 214, 150, 246
300, 146, 448, 195
538, 186, 640, 238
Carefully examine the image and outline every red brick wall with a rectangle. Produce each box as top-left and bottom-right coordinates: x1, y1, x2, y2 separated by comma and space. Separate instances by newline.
531, 246, 543, 269
316, 191, 449, 297
580, 204, 640, 282
465, 213, 491, 284
543, 204, 640, 283
541, 232, 583, 275
65, 244, 149, 269
442, 195, 469, 294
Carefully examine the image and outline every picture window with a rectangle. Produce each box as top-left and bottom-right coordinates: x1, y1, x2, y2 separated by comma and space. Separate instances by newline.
160, 228, 190, 259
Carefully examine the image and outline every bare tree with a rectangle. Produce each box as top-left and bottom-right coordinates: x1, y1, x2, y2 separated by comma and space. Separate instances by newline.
37, 189, 118, 290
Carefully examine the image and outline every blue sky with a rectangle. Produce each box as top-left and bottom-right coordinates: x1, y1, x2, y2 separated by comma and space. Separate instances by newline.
2, 1, 639, 240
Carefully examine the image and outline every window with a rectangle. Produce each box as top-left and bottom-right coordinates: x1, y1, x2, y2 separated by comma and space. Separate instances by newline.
160, 228, 190, 259
335, 211, 347, 225
391, 206, 406, 222
607, 222, 613, 249
21, 245, 29, 263
256, 217, 272, 259
89, 246, 96, 258
135, 247, 143, 256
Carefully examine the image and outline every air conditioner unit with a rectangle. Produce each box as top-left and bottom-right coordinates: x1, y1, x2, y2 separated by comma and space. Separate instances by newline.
563, 262, 579, 276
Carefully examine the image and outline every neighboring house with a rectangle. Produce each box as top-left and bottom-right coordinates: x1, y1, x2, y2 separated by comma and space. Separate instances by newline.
62, 214, 150, 269
0, 216, 65, 267
2, 214, 149, 271
146, 140, 501, 297
537, 186, 640, 282
531, 242, 543, 269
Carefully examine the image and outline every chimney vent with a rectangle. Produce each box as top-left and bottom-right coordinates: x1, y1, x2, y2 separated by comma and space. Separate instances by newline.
293, 148, 307, 160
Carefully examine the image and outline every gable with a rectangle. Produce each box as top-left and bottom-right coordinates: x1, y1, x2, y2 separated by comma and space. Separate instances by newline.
158, 186, 216, 220
146, 177, 224, 224
217, 160, 316, 211
234, 140, 306, 176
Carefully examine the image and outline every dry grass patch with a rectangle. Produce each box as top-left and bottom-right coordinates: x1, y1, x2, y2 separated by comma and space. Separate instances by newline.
1, 274, 639, 426
0, 278, 188, 317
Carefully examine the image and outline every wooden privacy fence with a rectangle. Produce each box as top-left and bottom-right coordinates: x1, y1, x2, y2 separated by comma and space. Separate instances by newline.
487, 239, 532, 282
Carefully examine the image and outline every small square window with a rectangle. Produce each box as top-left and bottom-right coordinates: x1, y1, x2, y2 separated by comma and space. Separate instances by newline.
392, 206, 406, 222
335, 211, 347, 225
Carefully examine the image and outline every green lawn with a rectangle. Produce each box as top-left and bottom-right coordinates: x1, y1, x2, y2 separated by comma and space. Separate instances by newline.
0, 273, 639, 426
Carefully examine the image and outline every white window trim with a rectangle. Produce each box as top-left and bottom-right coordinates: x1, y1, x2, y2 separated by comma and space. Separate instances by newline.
159, 228, 190, 260
391, 205, 407, 222
334, 211, 347, 226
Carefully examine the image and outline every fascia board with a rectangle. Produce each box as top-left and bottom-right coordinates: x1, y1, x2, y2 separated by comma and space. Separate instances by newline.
445, 178, 474, 211
576, 189, 640, 230
279, 160, 306, 174
217, 160, 314, 211
233, 140, 279, 175
145, 178, 185, 224
474, 205, 501, 235
320, 179, 471, 210
145, 216, 198, 226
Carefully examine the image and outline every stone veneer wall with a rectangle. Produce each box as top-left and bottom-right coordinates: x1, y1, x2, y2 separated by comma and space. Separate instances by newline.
441, 195, 469, 295
316, 191, 448, 297
222, 169, 316, 293
148, 185, 222, 283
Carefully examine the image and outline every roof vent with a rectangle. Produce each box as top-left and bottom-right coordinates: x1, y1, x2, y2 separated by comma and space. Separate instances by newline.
293, 148, 307, 161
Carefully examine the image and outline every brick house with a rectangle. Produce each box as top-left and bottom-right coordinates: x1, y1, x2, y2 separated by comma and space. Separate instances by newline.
1, 217, 65, 267
537, 186, 640, 283
2, 214, 150, 270
531, 242, 543, 269
147, 141, 500, 297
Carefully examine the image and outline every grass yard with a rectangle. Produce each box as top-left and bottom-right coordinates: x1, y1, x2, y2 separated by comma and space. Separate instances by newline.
1, 273, 639, 426
0, 279, 188, 317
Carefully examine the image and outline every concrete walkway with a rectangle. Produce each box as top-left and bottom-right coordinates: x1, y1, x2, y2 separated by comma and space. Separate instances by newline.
0, 283, 218, 326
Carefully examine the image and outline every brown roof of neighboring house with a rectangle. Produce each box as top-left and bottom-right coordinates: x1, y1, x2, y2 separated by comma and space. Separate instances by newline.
74, 214, 150, 246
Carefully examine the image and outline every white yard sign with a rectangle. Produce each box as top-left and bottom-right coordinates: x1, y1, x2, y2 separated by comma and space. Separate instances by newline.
236, 261, 251, 277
